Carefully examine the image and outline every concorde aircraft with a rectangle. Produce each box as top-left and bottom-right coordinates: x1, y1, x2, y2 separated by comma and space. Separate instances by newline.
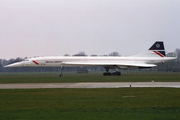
5, 41, 176, 76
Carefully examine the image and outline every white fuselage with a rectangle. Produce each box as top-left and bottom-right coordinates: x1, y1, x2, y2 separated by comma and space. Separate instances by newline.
11, 56, 174, 69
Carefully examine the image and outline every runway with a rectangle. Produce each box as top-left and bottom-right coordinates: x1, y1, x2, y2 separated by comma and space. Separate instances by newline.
0, 82, 180, 89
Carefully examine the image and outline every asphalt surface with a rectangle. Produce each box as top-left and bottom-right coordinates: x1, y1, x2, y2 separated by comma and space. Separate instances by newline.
0, 82, 180, 89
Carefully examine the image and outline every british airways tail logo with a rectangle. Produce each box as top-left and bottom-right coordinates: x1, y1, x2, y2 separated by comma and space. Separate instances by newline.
153, 51, 165, 57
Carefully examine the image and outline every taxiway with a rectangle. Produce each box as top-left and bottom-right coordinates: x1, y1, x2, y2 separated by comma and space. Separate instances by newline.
0, 82, 180, 89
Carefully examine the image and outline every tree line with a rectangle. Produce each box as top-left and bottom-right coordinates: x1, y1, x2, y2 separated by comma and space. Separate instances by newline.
0, 49, 180, 73
156, 48, 180, 72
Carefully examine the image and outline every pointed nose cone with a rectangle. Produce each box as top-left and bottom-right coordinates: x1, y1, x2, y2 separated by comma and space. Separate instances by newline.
4, 62, 24, 68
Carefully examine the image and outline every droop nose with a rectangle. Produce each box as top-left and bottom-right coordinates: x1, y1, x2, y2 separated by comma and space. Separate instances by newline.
4, 61, 24, 67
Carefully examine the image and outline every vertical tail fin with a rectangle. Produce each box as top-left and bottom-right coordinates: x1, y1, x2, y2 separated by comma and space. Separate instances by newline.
149, 41, 166, 57
132, 41, 166, 57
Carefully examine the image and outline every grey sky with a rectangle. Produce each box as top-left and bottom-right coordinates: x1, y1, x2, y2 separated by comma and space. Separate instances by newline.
1, 0, 180, 59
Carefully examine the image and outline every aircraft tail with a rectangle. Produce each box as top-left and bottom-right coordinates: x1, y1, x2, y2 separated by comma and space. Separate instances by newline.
132, 41, 166, 57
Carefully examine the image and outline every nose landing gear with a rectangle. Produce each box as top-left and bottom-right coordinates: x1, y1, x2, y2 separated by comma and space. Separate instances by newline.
59, 66, 64, 77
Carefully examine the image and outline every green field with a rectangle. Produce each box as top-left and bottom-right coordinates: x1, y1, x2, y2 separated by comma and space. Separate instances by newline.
0, 88, 180, 120
0, 72, 180, 119
0, 72, 180, 83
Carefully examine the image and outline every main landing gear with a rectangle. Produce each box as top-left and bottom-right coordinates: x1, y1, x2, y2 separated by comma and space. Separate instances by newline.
103, 71, 121, 76
103, 67, 121, 76
112, 71, 121, 76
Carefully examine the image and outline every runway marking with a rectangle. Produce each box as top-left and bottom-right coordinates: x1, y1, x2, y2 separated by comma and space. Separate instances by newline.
0, 82, 180, 89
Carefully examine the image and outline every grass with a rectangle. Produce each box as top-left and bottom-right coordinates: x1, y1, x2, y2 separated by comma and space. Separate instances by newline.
0, 88, 180, 120
0, 71, 180, 83
0, 72, 180, 119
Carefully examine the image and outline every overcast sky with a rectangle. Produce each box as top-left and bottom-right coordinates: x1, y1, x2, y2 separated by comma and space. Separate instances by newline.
0, 0, 180, 59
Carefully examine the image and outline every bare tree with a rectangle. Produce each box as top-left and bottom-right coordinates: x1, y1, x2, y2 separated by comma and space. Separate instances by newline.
175, 48, 180, 61
103, 55, 108, 56
73, 51, 87, 56
64, 54, 70, 56
109, 52, 120, 56
91, 54, 98, 56
167, 52, 175, 57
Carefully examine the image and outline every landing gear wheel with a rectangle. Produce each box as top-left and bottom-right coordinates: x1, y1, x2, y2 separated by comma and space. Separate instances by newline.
117, 71, 121, 76
112, 72, 116, 76
107, 72, 112, 76
112, 71, 121, 76
103, 73, 107, 76
103, 72, 112, 76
